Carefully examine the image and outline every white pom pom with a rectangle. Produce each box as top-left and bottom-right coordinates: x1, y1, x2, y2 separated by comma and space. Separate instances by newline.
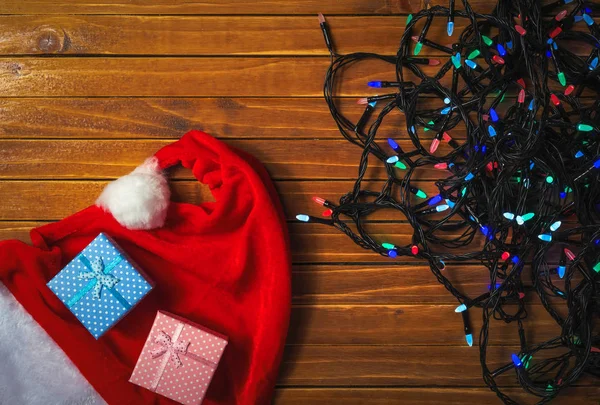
96, 157, 170, 230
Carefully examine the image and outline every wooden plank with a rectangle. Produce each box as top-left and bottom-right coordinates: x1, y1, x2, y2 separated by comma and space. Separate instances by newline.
0, 16, 588, 57
0, 0, 489, 15
278, 345, 593, 387
285, 304, 561, 345
0, 97, 466, 140
273, 387, 600, 404
0, 180, 465, 220
0, 139, 458, 180
291, 264, 558, 304
0, 16, 460, 56
0, 58, 571, 97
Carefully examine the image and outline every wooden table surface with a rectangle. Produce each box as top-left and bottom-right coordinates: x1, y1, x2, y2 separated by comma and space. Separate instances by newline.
1, 1, 598, 404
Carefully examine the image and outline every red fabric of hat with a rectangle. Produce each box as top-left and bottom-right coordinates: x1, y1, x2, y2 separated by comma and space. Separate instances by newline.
0, 130, 291, 405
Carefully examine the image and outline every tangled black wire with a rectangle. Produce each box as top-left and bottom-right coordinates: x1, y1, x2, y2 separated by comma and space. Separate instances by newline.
298, 1, 600, 404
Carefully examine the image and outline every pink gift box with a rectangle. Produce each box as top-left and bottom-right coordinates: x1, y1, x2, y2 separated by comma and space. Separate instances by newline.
129, 311, 228, 405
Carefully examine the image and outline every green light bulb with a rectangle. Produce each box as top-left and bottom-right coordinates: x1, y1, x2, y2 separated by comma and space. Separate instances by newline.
395, 161, 407, 170
521, 213, 534, 221
406, 14, 413, 26
467, 49, 480, 60
414, 41, 423, 56
523, 355, 532, 369
593, 262, 600, 272
557, 72, 566, 87
577, 123, 594, 132
482, 35, 493, 46
415, 189, 427, 199
546, 175, 554, 184
382, 243, 395, 250
461, 187, 467, 197
424, 120, 434, 132
451, 53, 462, 69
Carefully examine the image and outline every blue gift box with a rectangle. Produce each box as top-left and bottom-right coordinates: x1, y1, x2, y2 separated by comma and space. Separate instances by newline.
47, 233, 153, 339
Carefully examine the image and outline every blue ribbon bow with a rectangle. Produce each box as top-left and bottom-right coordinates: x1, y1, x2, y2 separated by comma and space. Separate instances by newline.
66, 254, 132, 310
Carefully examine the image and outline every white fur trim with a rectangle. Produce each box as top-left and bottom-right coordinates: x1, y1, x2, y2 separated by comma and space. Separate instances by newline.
96, 157, 170, 230
0, 283, 105, 404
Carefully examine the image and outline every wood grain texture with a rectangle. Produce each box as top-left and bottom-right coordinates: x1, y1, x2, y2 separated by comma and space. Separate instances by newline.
0, 16, 459, 56
291, 264, 554, 304
278, 345, 591, 387
285, 304, 560, 345
0, 139, 457, 180
0, 0, 492, 15
273, 387, 600, 404
0, 58, 571, 97
0, 16, 588, 57
0, 98, 465, 140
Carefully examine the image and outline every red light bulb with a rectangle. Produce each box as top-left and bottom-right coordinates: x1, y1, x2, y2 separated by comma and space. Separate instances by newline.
564, 248, 576, 261
501, 251, 510, 261
312, 196, 326, 206
550, 93, 561, 106
492, 55, 505, 64
411, 245, 419, 255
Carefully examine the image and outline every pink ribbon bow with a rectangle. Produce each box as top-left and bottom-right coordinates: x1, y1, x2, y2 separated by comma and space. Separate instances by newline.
151, 330, 190, 369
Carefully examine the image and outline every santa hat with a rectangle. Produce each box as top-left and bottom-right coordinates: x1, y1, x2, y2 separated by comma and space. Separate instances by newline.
0, 130, 291, 405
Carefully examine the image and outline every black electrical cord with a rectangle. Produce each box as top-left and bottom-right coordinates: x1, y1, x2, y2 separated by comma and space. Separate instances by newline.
300, 2, 600, 404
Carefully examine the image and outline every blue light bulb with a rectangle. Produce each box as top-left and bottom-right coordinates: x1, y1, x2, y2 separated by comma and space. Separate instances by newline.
388, 250, 397, 258
465, 59, 478, 69
388, 138, 399, 150
480, 226, 490, 236
410, 126, 416, 134
529, 161, 535, 170
550, 221, 562, 232
489, 108, 499, 122
429, 195, 443, 205
367, 81, 382, 88
512, 256, 520, 264
583, 14, 594, 26
455, 304, 467, 313
443, 97, 451, 104
557, 265, 566, 278
538, 234, 552, 242
506, 41, 513, 50
436, 204, 450, 212
594, 159, 600, 169
465, 172, 474, 181
481, 145, 487, 153
496, 43, 507, 56
559, 191, 567, 199
574, 15, 583, 23
512, 354, 523, 367
441, 107, 451, 115
445, 199, 456, 208
590, 57, 598, 70
386, 156, 399, 164
296, 214, 310, 222
488, 125, 497, 137
503, 212, 515, 220
447, 21, 454, 37
465, 333, 473, 347
575, 150, 584, 158
528, 100, 535, 111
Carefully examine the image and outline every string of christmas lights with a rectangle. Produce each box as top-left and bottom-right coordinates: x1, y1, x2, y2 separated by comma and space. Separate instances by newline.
300, 1, 600, 403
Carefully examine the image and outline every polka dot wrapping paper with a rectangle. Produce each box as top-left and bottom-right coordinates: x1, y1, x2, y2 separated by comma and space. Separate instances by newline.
46, 233, 154, 339
129, 311, 228, 405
